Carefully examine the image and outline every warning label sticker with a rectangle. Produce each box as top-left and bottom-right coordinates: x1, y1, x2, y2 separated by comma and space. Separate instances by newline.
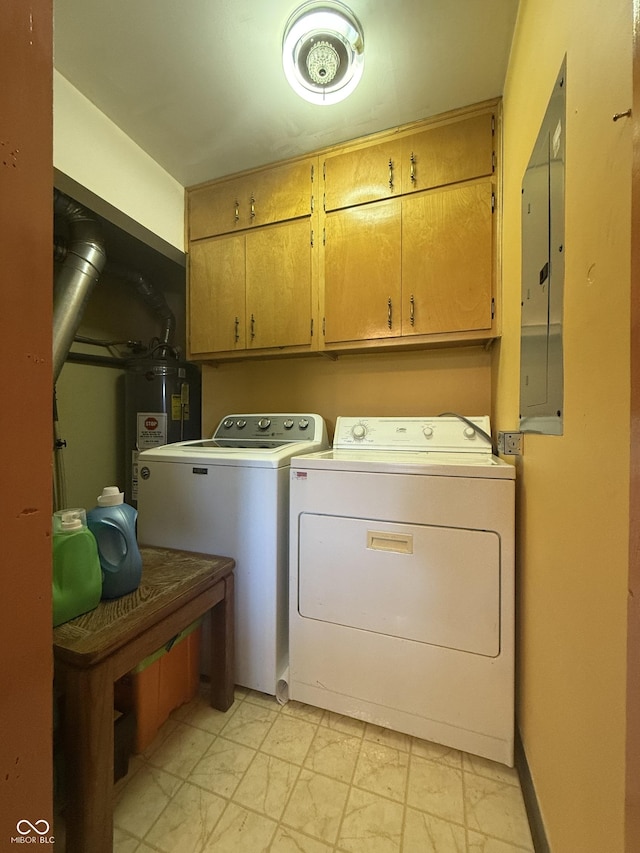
137, 412, 168, 450
171, 394, 190, 421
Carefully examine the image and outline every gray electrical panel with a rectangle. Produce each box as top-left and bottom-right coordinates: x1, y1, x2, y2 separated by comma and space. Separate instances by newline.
520, 58, 566, 435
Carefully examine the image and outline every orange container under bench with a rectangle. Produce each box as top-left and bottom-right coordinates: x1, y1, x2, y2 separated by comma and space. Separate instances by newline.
114, 621, 202, 752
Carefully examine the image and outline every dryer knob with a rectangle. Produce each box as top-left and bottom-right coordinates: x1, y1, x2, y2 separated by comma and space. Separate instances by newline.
464, 426, 476, 439
223, 418, 234, 429
352, 424, 367, 440
423, 426, 434, 438
284, 419, 294, 429
298, 418, 309, 429
236, 419, 247, 429
258, 418, 271, 430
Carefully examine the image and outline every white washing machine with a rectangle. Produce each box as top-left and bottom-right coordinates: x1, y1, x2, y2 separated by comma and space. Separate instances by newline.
137, 413, 328, 696
289, 415, 516, 765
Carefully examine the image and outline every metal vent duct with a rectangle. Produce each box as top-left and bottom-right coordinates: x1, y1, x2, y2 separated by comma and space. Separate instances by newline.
106, 261, 176, 354
53, 190, 106, 383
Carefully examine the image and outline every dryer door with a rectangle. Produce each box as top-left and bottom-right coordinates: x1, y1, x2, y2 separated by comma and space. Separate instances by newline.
297, 514, 501, 657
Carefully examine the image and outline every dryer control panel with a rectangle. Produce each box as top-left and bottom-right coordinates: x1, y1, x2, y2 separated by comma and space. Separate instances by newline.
333, 416, 493, 453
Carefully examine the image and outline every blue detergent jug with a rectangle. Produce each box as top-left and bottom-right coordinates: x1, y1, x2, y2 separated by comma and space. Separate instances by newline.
87, 486, 143, 599
52, 508, 102, 626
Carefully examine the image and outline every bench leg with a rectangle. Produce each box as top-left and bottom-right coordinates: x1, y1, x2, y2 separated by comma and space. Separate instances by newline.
63, 663, 114, 853
210, 573, 235, 711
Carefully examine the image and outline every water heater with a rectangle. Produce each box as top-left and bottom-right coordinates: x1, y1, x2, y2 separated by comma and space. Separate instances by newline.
124, 356, 202, 504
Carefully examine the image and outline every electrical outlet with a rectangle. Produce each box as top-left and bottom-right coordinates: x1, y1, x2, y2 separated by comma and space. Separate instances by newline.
497, 431, 523, 456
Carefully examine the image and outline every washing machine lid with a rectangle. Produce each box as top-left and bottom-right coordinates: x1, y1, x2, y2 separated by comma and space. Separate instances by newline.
291, 416, 515, 479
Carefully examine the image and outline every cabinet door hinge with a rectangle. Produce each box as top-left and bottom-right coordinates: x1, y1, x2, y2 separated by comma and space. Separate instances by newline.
311, 193, 315, 213
492, 151, 496, 173
311, 163, 315, 183
322, 317, 326, 336
323, 227, 326, 246
323, 192, 326, 213
491, 297, 496, 320
491, 114, 495, 135
491, 192, 496, 213
310, 317, 314, 337
323, 161, 326, 181
311, 229, 314, 248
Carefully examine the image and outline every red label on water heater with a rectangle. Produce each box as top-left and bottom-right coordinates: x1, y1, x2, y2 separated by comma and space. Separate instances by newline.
145, 417, 158, 430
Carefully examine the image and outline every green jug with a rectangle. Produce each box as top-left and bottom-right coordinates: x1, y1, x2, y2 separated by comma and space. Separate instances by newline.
52, 508, 102, 627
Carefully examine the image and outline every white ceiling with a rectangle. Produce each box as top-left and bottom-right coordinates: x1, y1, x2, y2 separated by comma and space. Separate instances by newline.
53, 0, 519, 189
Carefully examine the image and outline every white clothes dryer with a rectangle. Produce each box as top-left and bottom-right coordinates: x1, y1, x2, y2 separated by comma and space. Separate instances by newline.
289, 415, 516, 765
137, 413, 328, 696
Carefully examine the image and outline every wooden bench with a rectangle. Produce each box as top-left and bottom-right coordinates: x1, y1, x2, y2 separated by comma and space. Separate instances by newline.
53, 546, 235, 853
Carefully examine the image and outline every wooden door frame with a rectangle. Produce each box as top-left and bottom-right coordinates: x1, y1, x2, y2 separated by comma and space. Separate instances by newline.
0, 0, 54, 840
627, 2, 640, 849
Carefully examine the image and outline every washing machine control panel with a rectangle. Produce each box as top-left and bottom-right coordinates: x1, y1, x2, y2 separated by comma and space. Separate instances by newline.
213, 413, 323, 446
333, 416, 493, 453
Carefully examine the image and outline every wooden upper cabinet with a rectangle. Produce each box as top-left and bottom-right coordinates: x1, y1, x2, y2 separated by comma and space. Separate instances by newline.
400, 112, 494, 194
249, 160, 316, 229
323, 199, 402, 343
186, 101, 500, 358
189, 156, 317, 240
401, 179, 494, 335
323, 139, 404, 212
189, 235, 246, 355
188, 219, 315, 357
245, 219, 314, 350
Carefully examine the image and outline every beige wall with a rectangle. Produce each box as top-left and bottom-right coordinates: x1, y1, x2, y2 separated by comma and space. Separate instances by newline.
202, 346, 492, 438
494, 1, 631, 850
54, 72, 185, 252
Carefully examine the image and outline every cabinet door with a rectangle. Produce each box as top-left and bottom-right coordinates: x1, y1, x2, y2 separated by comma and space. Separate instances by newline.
402, 180, 493, 335
188, 235, 246, 354
245, 219, 313, 350
189, 158, 316, 240
189, 174, 252, 240
323, 140, 403, 212
401, 112, 494, 194
250, 158, 316, 228
323, 199, 402, 343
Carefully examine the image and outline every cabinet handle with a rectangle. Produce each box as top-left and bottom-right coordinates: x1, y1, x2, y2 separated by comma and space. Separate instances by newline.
250, 195, 256, 219
387, 297, 393, 329
410, 152, 416, 185
250, 314, 255, 339
234, 316, 240, 342
410, 294, 415, 326
388, 158, 394, 191
234, 200, 239, 222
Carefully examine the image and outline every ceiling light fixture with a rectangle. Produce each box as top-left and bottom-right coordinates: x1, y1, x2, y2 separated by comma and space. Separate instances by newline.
282, 1, 364, 105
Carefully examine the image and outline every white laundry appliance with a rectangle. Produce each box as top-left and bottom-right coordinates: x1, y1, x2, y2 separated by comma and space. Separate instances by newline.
288, 415, 516, 765
136, 413, 328, 695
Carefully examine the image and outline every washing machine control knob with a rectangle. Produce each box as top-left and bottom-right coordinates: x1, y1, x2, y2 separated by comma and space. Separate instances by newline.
423, 426, 434, 438
464, 426, 476, 439
257, 418, 271, 430
298, 418, 309, 429
284, 419, 294, 429
223, 418, 234, 429
351, 424, 367, 440
236, 419, 247, 429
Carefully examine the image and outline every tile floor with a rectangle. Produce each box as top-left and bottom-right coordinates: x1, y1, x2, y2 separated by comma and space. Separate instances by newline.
59, 684, 535, 852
